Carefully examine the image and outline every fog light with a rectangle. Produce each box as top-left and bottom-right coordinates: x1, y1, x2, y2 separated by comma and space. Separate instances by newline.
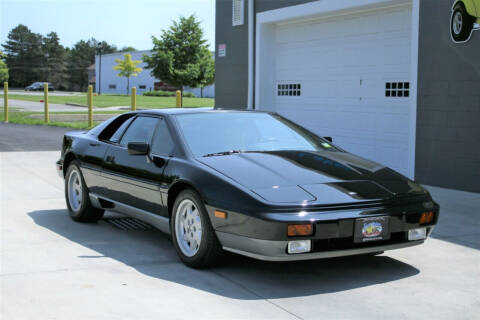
287, 240, 311, 254
408, 228, 427, 241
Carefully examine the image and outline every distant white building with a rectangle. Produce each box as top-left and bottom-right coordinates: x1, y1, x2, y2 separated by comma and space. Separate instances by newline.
95, 50, 215, 97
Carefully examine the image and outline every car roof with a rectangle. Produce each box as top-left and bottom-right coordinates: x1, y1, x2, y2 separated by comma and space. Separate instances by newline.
136, 107, 272, 116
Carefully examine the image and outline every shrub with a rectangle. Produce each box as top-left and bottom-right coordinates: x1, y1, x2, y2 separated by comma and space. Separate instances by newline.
143, 90, 196, 98
183, 91, 196, 98
143, 90, 175, 97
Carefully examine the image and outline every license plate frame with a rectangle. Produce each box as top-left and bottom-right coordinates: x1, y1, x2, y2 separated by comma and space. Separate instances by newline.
354, 216, 390, 243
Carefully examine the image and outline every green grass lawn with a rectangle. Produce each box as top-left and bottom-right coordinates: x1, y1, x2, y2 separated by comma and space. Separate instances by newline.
0, 111, 125, 129
1, 93, 214, 109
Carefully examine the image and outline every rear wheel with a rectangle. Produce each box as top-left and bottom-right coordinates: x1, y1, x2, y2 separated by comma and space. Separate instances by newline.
451, 3, 474, 42
171, 189, 223, 268
65, 161, 104, 222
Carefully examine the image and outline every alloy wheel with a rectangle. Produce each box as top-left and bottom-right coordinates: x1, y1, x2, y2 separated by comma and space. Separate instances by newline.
175, 199, 203, 257
67, 169, 83, 212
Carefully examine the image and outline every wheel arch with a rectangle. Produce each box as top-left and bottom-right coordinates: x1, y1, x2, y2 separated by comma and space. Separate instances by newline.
167, 180, 205, 219
453, 0, 477, 17
63, 152, 77, 177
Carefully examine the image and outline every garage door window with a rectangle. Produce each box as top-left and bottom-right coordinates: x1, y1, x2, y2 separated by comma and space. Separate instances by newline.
386, 82, 409, 97
277, 83, 301, 96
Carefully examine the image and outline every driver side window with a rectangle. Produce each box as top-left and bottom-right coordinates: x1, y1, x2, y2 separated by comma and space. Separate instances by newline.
120, 116, 159, 147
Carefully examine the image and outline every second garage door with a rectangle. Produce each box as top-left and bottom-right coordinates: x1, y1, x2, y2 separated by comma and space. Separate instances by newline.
270, 4, 414, 177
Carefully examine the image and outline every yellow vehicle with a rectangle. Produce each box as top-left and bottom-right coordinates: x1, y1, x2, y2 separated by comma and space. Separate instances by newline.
451, 0, 480, 42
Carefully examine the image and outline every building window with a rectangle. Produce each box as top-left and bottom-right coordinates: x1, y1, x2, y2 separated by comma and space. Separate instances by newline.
109, 84, 116, 89
386, 82, 409, 97
139, 85, 146, 89
277, 83, 301, 97
232, 0, 244, 26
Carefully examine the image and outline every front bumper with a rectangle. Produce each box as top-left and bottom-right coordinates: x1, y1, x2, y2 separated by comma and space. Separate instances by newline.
207, 200, 438, 261
216, 231, 427, 261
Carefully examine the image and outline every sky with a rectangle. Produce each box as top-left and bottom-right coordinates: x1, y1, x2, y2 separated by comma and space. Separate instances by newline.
0, 0, 216, 51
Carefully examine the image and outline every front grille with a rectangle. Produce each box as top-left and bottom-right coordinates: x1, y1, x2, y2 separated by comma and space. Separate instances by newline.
312, 232, 407, 253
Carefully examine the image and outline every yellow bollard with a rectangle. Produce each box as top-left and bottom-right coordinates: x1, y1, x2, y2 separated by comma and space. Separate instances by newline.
88, 85, 93, 128
131, 87, 136, 111
3, 82, 8, 122
44, 83, 49, 124
176, 90, 182, 108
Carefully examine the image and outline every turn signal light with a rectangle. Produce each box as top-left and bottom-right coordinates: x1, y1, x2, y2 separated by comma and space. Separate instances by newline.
419, 211, 434, 225
214, 210, 227, 219
287, 224, 313, 237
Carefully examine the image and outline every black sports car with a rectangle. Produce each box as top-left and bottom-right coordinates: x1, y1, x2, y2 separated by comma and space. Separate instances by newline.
57, 108, 439, 268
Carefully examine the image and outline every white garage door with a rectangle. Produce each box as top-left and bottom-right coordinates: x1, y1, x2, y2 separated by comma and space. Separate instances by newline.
272, 5, 413, 176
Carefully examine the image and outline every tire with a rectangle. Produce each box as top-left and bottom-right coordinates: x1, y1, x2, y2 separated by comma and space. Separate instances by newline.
451, 3, 474, 42
65, 161, 104, 222
171, 189, 223, 268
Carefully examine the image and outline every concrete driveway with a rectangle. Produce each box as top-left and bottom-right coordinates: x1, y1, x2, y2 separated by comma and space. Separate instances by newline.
1, 123, 479, 320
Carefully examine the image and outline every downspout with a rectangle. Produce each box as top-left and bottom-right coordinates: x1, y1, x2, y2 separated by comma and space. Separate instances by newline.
247, 0, 254, 109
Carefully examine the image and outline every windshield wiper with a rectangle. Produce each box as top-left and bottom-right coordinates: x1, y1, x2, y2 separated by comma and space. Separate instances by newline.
202, 150, 245, 157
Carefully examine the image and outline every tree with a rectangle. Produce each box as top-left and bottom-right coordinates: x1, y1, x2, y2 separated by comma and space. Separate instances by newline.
144, 15, 215, 106
67, 38, 116, 91
42, 32, 68, 89
113, 53, 142, 95
0, 50, 8, 83
196, 48, 215, 97
119, 46, 136, 52
2, 24, 44, 87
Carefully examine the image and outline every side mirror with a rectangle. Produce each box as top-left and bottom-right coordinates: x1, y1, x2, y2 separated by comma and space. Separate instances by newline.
323, 137, 333, 143
127, 142, 149, 155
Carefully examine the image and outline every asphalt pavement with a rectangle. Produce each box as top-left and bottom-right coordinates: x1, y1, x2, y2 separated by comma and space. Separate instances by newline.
1, 124, 479, 320
0, 122, 73, 151
1, 99, 125, 112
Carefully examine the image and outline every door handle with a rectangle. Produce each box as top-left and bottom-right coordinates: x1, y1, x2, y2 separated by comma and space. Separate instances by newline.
89, 142, 100, 147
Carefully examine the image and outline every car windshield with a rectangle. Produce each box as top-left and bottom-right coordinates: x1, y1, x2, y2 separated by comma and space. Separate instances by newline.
175, 112, 337, 157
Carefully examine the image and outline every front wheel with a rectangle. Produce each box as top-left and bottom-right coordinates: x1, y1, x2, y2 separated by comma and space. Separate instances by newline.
65, 161, 104, 222
451, 3, 474, 42
171, 189, 223, 268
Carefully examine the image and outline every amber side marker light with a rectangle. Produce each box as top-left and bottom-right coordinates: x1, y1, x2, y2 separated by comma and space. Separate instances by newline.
419, 211, 434, 225
288, 224, 313, 237
214, 210, 227, 219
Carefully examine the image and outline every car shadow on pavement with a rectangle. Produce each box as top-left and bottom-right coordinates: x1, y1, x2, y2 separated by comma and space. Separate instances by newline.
28, 209, 420, 300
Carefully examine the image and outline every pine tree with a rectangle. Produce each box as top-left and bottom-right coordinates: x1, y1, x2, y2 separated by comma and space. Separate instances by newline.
42, 32, 68, 89
2, 24, 43, 87
67, 38, 116, 91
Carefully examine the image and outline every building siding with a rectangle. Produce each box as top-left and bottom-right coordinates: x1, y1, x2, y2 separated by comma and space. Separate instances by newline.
95, 51, 156, 95
415, 0, 480, 192
95, 50, 215, 97
215, 0, 315, 109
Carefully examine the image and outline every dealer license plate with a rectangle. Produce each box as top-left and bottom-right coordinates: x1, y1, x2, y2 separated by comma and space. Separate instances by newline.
354, 216, 390, 243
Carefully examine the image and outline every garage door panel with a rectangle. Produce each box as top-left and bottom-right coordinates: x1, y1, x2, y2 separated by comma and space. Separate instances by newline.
272, 5, 413, 176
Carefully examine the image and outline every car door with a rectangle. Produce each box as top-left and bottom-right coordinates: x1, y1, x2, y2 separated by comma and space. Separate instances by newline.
81, 114, 135, 197
102, 115, 173, 215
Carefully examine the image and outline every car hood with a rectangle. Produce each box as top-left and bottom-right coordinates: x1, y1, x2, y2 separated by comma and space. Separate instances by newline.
198, 151, 427, 204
